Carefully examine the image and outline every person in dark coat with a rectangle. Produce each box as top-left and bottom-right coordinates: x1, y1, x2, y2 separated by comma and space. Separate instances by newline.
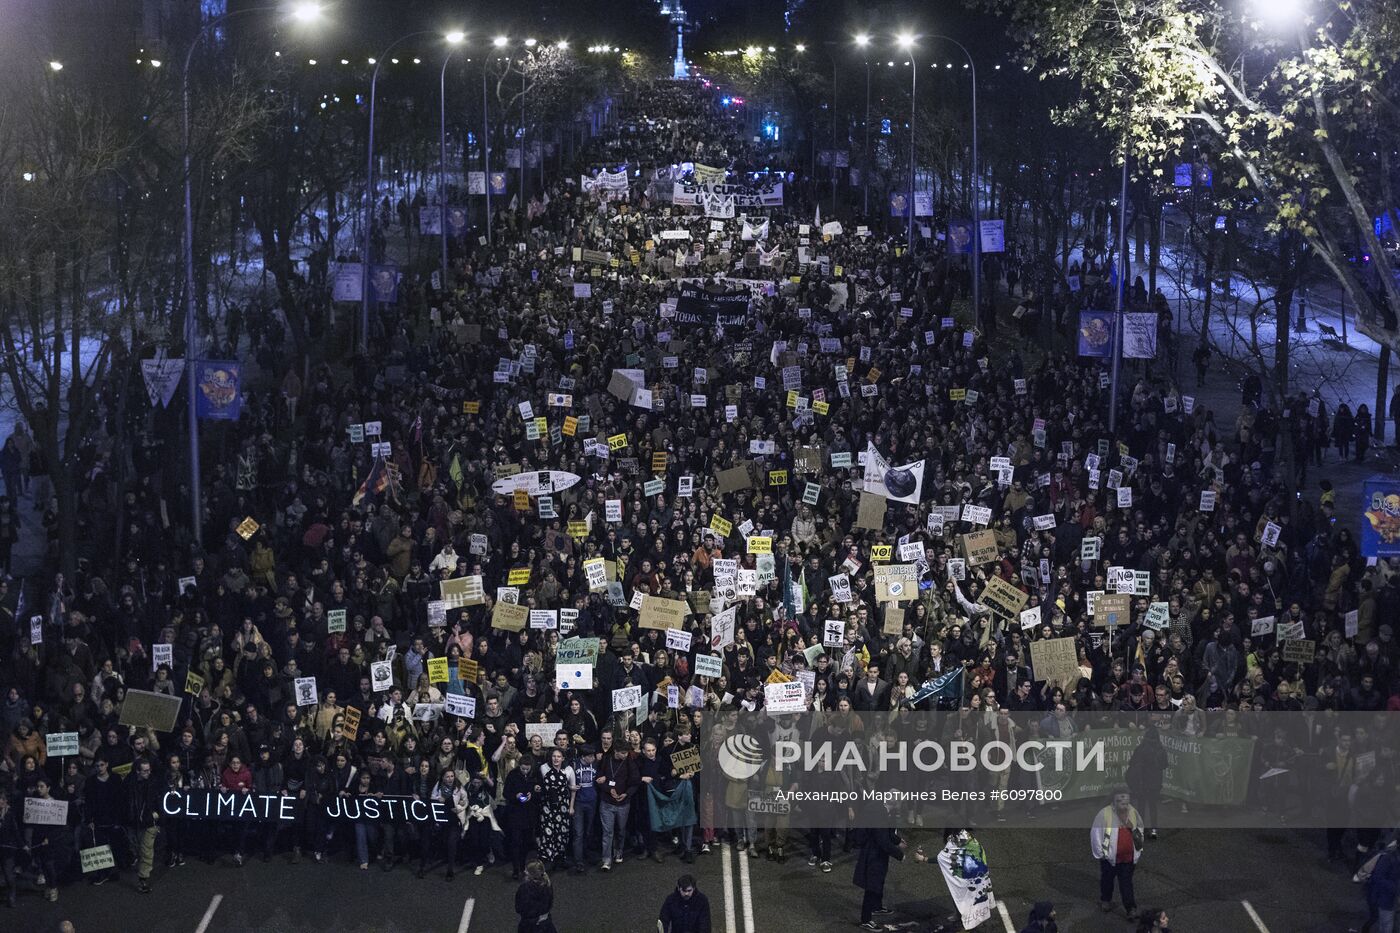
1020, 900, 1058, 933
1126, 726, 1168, 838
514, 859, 558, 933
659, 873, 712, 933
1363, 839, 1399, 933
852, 803, 905, 929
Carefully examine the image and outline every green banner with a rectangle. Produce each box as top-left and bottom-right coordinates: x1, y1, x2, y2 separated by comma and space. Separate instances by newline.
556, 637, 601, 667
1037, 729, 1256, 806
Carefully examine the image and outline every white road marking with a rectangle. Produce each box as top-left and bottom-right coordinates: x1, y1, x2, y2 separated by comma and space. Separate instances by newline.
996, 901, 1016, 932
737, 843, 755, 933
720, 843, 737, 933
1241, 900, 1271, 932
193, 894, 223, 933
457, 897, 476, 933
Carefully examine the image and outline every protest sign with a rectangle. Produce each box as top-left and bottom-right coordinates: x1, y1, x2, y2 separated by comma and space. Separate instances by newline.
371, 660, 394, 692
491, 601, 529, 632
81, 845, 116, 873
118, 689, 183, 733
639, 595, 689, 630
962, 530, 999, 565
980, 575, 1030, 618
612, 685, 644, 712
1030, 637, 1081, 686
46, 732, 79, 757
444, 694, 477, 718
427, 658, 450, 683
694, 654, 724, 678
24, 797, 69, 825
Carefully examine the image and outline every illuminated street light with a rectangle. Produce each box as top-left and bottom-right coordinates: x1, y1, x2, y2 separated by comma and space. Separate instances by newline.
48, 60, 63, 71
445, 30, 465, 44
1250, 0, 1306, 27
896, 33, 915, 49
290, 2, 322, 23
795, 43, 806, 52
524, 37, 537, 47
854, 34, 870, 47
494, 36, 509, 48
150, 59, 163, 68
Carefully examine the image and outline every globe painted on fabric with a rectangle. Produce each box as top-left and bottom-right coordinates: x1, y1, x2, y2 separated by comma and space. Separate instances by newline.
884, 467, 917, 499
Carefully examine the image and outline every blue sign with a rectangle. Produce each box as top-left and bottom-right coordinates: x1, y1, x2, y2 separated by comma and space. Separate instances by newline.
1077, 312, 1114, 359
947, 221, 974, 255
195, 361, 242, 420
489, 172, 508, 196
1173, 164, 1193, 187
888, 192, 910, 217
1361, 477, 1400, 559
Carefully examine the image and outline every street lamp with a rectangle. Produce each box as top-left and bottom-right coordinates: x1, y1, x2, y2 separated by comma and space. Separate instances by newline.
182, 1, 321, 547
440, 31, 467, 295
360, 29, 437, 353
48, 60, 63, 71
896, 34, 916, 249
854, 35, 872, 215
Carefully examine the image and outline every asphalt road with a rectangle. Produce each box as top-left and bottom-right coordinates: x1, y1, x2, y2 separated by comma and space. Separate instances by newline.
10, 827, 1366, 933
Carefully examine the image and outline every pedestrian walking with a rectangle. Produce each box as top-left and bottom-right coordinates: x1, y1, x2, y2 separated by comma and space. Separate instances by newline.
658, 873, 712, 933
852, 813, 905, 929
1334, 404, 1355, 459
514, 860, 557, 933
1355, 405, 1373, 462
1091, 789, 1145, 920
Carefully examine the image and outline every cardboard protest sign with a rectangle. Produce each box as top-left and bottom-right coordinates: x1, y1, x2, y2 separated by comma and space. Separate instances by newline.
855, 492, 887, 530
764, 681, 806, 712
491, 601, 529, 632
715, 464, 753, 494
962, 531, 999, 566
980, 575, 1030, 618
874, 564, 918, 603
1093, 592, 1131, 627
427, 658, 450, 683
669, 745, 703, 775
638, 595, 689, 630
118, 689, 183, 733
342, 707, 362, 741
1282, 639, 1316, 663
882, 605, 906, 636
1030, 637, 1081, 686
440, 575, 485, 608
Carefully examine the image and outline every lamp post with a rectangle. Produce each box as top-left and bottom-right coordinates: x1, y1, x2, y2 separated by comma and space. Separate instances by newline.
896, 34, 916, 249
1109, 139, 1129, 434
360, 30, 436, 354
183, 1, 321, 547
440, 31, 466, 293
926, 35, 980, 329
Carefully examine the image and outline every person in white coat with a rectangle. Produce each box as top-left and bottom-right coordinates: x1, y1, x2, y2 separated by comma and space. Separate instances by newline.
1091, 789, 1145, 920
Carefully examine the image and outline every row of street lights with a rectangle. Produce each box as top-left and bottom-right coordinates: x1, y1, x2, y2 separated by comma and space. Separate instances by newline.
166, 2, 605, 545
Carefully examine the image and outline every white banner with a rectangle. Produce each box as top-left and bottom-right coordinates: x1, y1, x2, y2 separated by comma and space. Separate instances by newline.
1122, 313, 1159, 359
741, 219, 769, 241
467, 171, 486, 195
673, 180, 784, 208
141, 358, 185, 408
702, 192, 736, 218
331, 262, 362, 303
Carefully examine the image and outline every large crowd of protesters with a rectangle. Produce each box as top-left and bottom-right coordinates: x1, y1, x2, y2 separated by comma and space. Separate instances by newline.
1, 73, 1399, 933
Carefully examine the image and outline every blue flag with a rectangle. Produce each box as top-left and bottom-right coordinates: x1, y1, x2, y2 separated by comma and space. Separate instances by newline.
908, 668, 963, 707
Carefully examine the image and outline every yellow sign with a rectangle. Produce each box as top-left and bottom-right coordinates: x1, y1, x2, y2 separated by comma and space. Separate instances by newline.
709, 515, 732, 538
460, 659, 481, 683
563, 416, 578, 436
463, 401, 481, 415
786, 390, 799, 408
765, 668, 793, 685
342, 707, 362, 741
652, 452, 669, 473
768, 470, 788, 486
747, 536, 772, 554
513, 490, 531, 511
236, 517, 259, 540
508, 567, 532, 586
533, 417, 547, 435
866, 367, 882, 384
427, 658, 449, 684
608, 433, 628, 450
644, 239, 655, 251
184, 671, 205, 695
871, 544, 893, 562
813, 400, 830, 415
950, 389, 967, 401
567, 521, 589, 539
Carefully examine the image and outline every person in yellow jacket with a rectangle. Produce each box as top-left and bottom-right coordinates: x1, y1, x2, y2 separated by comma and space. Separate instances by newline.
1091, 789, 1145, 920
